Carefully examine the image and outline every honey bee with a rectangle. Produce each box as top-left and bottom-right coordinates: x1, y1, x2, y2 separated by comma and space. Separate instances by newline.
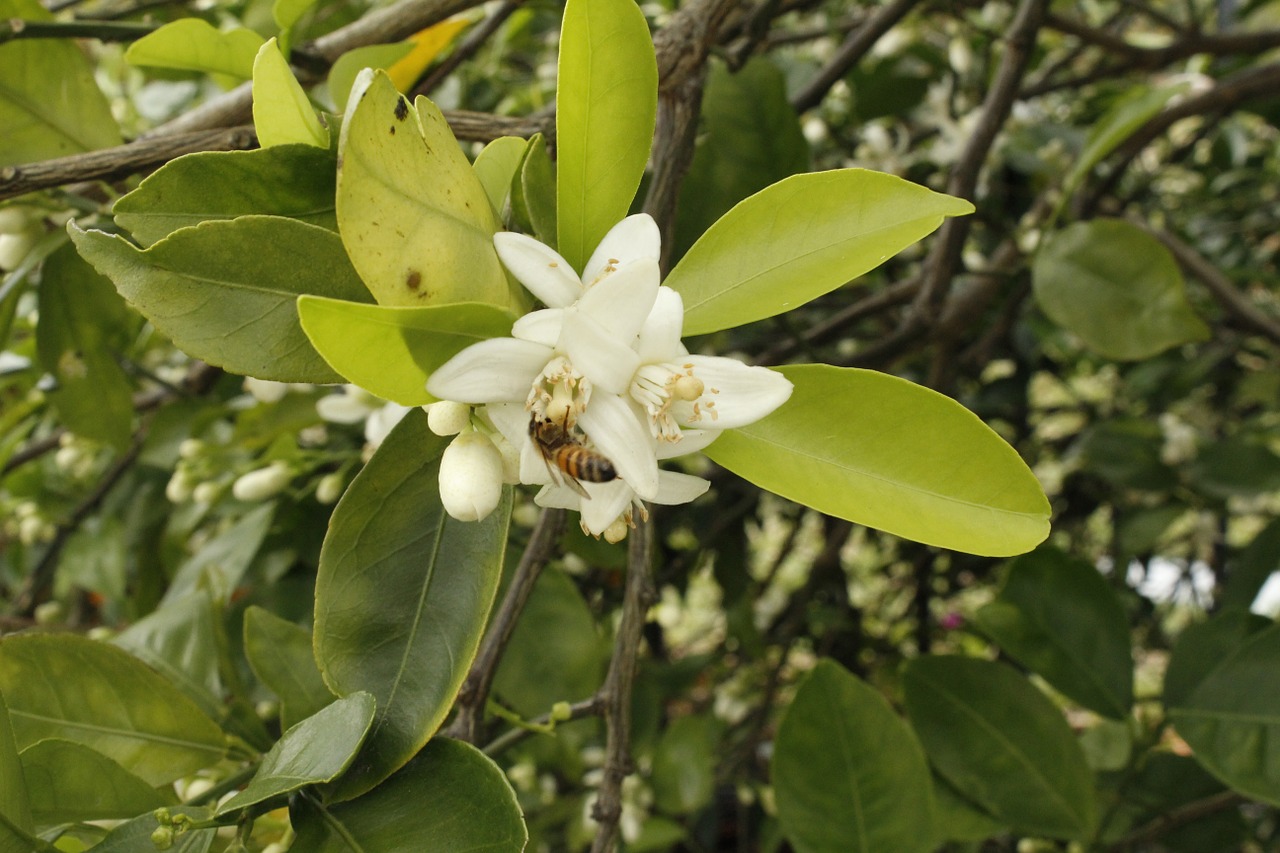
529, 415, 616, 498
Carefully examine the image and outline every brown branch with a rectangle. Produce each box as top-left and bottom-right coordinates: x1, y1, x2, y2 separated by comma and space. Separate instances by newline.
1110, 790, 1245, 851
790, 0, 922, 114
756, 276, 920, 365
446, 506, 566, 744
589, 511, 655, 853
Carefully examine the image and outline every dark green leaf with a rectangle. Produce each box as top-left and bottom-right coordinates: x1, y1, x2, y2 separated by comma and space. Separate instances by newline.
21, 738, 173, 822
162, 502, 275, 604
0, 689, 32, 849
1164, 609, 1272, 707
904, 656, 1096, 840
652, 715, 718, 815
1220, 519, 1280, 611
0, 634, 226, 787
1187, 436, 1280, 499
113, 145, 339, 246
243, 606, 335, 731
975, 548, 1132, 718
314, 410, 511, 800
773, 660, 937, 853
931, 774, 1006, 843
1076, 419, 1177, 491
93, 806, 215, 853
217, 692, 376, 815
69, 217, 372, 383
292, 738, 526, 851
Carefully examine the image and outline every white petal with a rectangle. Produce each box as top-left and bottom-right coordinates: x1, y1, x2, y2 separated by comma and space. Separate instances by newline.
583, 213, 661, 285
678, 358, 794, 430
578, 393, 658, 500
650, 470, 710, 506
512, 308, 564, 347
365, 403, 411, 447
577, 480, 634, 534
577, 257, 660, 342
520, 437, 555, 486
560, 308, 641, 395
486, 401, 529, 446
426, 338, 551, 403
494, 232, 583, 307
636, 286, 686, 364
316, 392, 372, 424
655, 428, 720, 459
533, 483, 581, 510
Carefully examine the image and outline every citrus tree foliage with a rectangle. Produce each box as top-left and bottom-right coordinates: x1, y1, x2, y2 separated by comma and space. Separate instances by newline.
1, 0, 1280, 850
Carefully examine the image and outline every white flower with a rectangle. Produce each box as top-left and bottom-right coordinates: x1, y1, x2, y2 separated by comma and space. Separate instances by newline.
426, 214, 792, 536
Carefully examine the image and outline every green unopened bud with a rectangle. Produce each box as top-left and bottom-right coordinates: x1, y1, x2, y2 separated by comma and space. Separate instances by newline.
150, 826, 175, 849
232, 462, 292, 502
439, 432, 503, 522
550, 701, 572, 722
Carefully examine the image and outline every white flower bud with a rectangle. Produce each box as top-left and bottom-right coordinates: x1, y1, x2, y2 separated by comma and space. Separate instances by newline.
316, 471, 345, 505
192, 481, 222, 505
166, 470, 194, 503
426, 400, 471, 436
603, 517, 629, 544
232, 462, 292, 502
0, 205, 34, 234
243, 377, 290, 403
18, 515, 46, 545
0, 230, 38, 271
178, 439, 204, 459
33, 601, 63, 625
439, 432, 504, 522
365, 403, 411, 448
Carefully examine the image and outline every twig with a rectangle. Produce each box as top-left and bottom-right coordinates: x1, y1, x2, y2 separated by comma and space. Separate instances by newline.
756, 276, 920, 364
482, 695, 599, 757
0, 18, 156, 43
446, 507, 565, 743
415, 0, 525, 98
1110, 790, 1245, 850
790, 0, 922, 114
589, 511, 655, 853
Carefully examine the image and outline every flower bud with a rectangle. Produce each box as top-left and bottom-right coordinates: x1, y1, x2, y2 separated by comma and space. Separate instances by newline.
178, 439, 204, 459
150, 826, 175, 850
232, 462, 292, 502
243, 377, 289, 403
192, 481, 222, 505
34, 601, 63, 625
365, 403, 411, 448
439, 432, 504, 522
315, 471, 345, 505
426, 400, 471, 436
166, 469, 195, 504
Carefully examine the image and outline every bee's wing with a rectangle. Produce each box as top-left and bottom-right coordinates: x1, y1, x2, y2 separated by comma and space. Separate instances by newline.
540, 449, 590, 499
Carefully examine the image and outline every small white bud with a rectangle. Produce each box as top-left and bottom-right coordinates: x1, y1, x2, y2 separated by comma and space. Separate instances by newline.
33, 601, 63, 625
54, 445, 80, 472
0, 230, 37, 271
364, 403, 411, 448
243, 377, 290, 404
0, 205, 34, 234
18, 515, 46, 545
86, 626, 115, 641
192, 481, 222, 505
232, 462, 292, 502
316, 471, 345, 505
178, 439, 204, 459
165, 470, 194, 503
316, 391, 369, 423
603, 518, 629, 544
439, 432, 504, 522
426, 400, 471, 436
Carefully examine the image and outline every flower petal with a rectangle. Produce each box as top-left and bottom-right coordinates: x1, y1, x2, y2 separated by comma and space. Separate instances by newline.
494, 232, 583, 307
577, 480, 634, 534
650, 470, 710, 506
582, 213, 661, 286
677, 357, 794, 430
655, 428, 720, 459
636, 286, 686, 363
426, 338, 551, 403
578, 393, 658, 500
512, 308, 564, 347
560, 308, 641, 394
577, 257, 660, 342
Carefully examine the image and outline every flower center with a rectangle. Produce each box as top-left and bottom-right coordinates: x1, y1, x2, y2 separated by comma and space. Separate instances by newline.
527, 355, 592, 429
630, 362, 707, 441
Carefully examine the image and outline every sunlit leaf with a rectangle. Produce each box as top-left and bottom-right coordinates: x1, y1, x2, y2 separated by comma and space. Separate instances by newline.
21, 739, 173, 822
1032, 219, 1209, 360
69, 217, 371, 383
511, 134, 556, 246
336, 69, 516, 310
666, 169, 973, 335
774, 660, 937, 853
217, 693, 376, 815
0, 634, 226, 787
124, 19, 265, 78
473, 136, 529, 217
292, 739, 526, 851
314, 410, 511, 800
704, 365, 1049, 557
252, 38, 328, 149
112, 145, 338, 247
272, 0, 318, 52
904, 656, 1096, 840
0, 0, 121, 166
975, 548, 1133, 719
298, 296, 514, 406
556, 0, 657, 272
385, 17, 471, 92
328, 43, 414, 112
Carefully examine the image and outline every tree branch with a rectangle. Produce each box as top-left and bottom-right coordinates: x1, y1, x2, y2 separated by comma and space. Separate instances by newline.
790, 0, 922, 114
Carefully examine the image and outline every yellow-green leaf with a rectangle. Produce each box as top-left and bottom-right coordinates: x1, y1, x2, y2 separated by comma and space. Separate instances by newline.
125, 19, 265, 78
253, 38, 327, 149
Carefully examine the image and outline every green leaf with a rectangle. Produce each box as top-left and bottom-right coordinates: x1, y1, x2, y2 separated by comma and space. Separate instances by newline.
328, 43, 414, 113
336, 69, 515, 310
704, 365, 1049, 557
1032, 219, 1210, 360
34, 244, 135, 449
272, 0, 319, 52
931, 775, 1007, 843
493, 566, 608, 717
21, 739, 173, 822
473, 137, 529, 217
124, 19, 265, 77
974, 547, 1133, 719
0, 634, 226, 787
314, 410, 511, 800
1062, 84, 1188, 199
112, 145, 338, 247
93, 806, 215, 853
666, 169, 973, 335
1164, 609, 1273, 708
297, 296, 514, 406
1220, 519, 1280, 611
651, 715, 718, 815
292, 738, 526, 851
555, 0, 657, 272
511, 134, 556, 246
69, 217, 371, 383
252, 38, 328, 149
217, 693, 376, 815
1170, 622, 1280, 805
673, 58, 809, 260
0, 0, 122, 166
903, 656, 1096, 840
773, 660, 937, 853
244, 606, 335, 731
111, 591, 224, 728
1187, 436, 1280, 499
1076, 418, 1177, 491
162, 502, 275, 605
0, 689, 33, 848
